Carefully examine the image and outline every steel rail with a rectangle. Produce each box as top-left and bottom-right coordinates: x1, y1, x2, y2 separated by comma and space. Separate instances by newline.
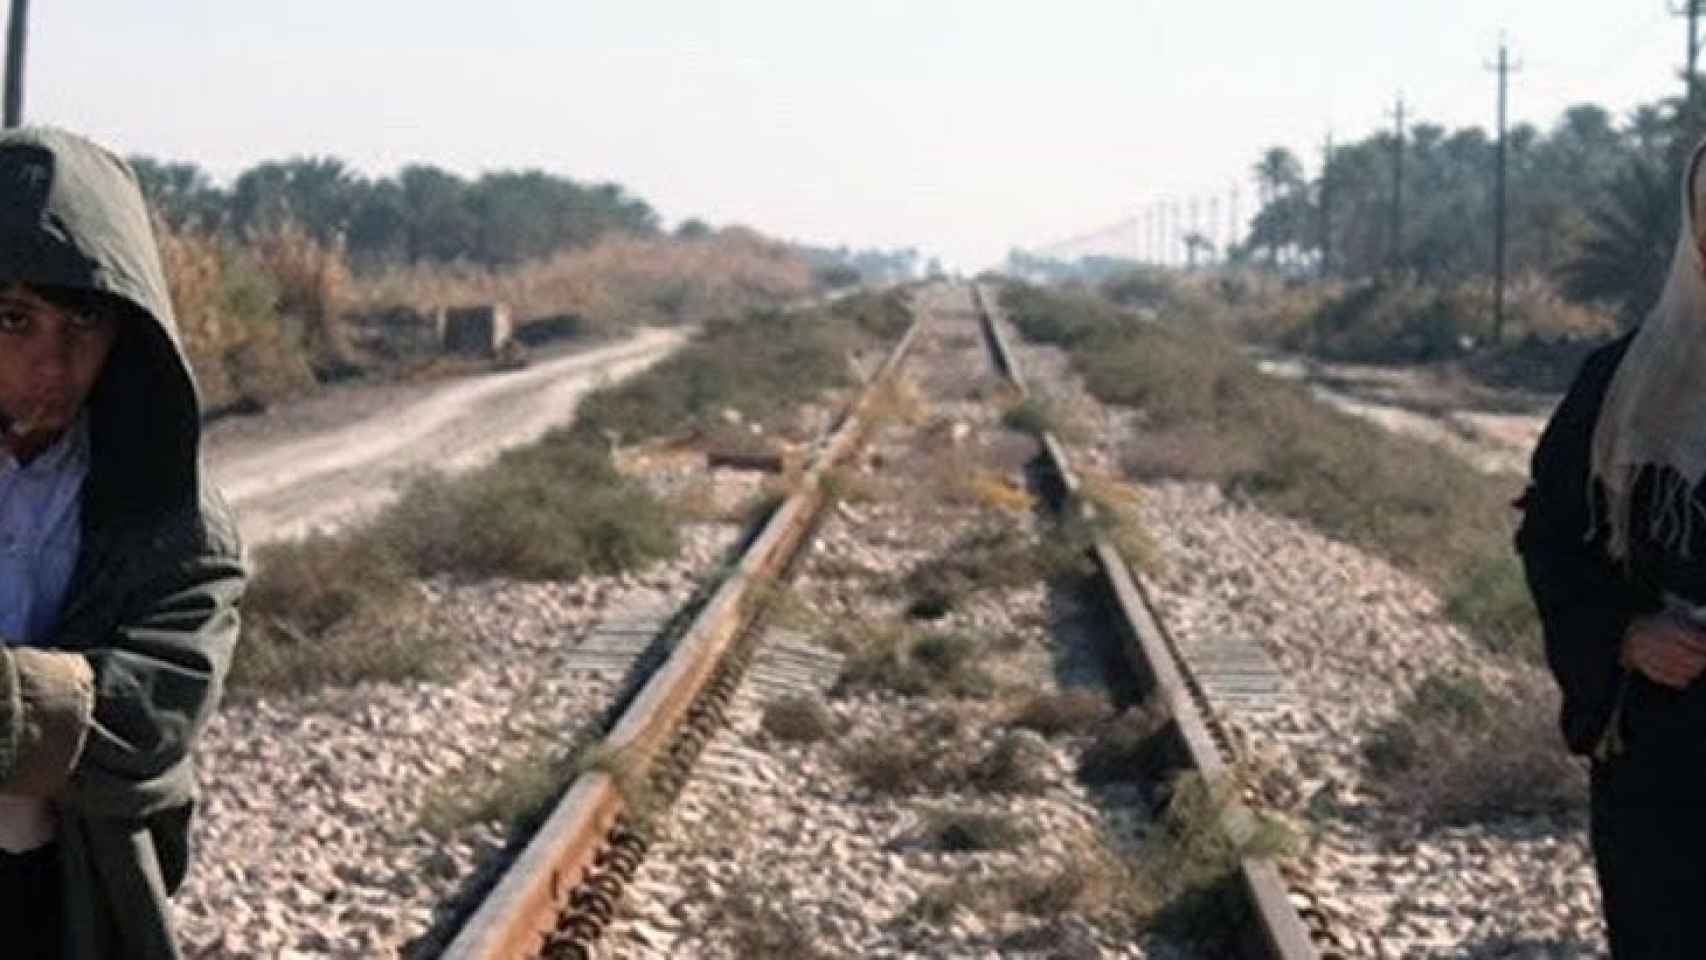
971, 283, 1331, 960
441, 298, 925, 960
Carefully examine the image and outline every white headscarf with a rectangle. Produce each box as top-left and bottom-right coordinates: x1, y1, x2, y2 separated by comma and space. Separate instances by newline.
1590, 139, 1706, 560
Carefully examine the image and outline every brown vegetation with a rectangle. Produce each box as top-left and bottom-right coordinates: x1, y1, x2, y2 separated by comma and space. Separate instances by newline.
1359, 669, 1583, 825
345, 228, 813, 335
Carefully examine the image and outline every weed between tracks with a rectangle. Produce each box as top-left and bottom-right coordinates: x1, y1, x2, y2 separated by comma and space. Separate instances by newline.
904, 768, 1290, 952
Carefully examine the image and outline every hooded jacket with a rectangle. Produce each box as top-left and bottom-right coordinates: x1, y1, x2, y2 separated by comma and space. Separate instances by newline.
0, 128, 243, 957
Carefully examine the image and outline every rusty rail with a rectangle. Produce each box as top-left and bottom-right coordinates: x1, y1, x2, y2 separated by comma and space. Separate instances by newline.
442, 300, 926, 960
971, 283, 1331, 960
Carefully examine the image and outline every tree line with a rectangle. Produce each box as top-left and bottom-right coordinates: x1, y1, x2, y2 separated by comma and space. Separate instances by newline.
129, 155, 663, 270
1244, 93, 1706, 327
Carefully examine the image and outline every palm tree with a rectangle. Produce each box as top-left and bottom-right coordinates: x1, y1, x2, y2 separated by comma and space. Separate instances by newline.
1560, 151, 1679, 329
1253, 147, 1304, 206
1253, 147, 1304, 266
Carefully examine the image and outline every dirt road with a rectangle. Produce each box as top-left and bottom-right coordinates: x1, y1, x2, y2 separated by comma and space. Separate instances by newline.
1254, 351, 1557, 476
206, 328, 685, 547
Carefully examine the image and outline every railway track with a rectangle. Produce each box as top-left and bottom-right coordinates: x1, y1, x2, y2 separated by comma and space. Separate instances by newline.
438, 282, 1338, 959
975, 285, 1337, 960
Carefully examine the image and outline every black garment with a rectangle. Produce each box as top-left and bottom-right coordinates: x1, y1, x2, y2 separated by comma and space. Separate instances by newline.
0, 845, 63, 958
1591, 752, 1706, 958
1518, 332, 1706, 958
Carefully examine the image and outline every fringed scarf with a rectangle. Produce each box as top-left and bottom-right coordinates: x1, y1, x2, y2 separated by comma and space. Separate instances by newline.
1590, 139, 1706, 561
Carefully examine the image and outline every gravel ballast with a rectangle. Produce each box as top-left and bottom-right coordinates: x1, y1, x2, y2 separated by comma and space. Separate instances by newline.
998, 295, 1607, 960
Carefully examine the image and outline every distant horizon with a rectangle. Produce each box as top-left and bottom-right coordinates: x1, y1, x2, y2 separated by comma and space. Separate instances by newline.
24, 1, 1687, 271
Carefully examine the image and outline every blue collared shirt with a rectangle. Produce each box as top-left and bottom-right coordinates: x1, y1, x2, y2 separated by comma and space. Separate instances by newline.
0, 416, 88, 646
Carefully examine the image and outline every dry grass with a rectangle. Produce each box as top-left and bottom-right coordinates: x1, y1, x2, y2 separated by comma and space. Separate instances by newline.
158, 223, 316, 412
915, 808, 1034, 852
837, 708, 966, 795
967, 731, 1053, 795
1009, 688, 1113, 737
1076, 473, 1163, 575
348, 229, 814, 333
898, 526, 1081, 620
836, 628, 995, 699
248, 221, 356, 374
231, 529, 437, 695
865, 373, 928, 428
1077, 704, 1172, 785
1359, 668, 1585, 824
706, 877, 837, 960
949, 468, 1036, 514
904, 766, 1289, 948
839, 735, 952, 796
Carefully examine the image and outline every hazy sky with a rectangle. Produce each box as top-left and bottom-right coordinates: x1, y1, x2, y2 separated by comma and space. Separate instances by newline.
26, 1, 1689, 269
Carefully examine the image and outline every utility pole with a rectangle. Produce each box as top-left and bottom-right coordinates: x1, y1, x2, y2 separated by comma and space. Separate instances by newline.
1165, 200, 1175, 267
1487, 37, 1522, 344
1677, 1, 1702, 119
1208, 196, 1221, 264
1388, 95, 1406, 271
1174, 200, 1184, 266
1320, 131, 1334, 280
4, 0, 27, 128
1153, 203, 1163, 265
1229, 183, 1241, 254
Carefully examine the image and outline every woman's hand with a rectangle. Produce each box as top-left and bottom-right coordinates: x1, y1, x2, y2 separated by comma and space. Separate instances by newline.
1622, 613, 1706, 689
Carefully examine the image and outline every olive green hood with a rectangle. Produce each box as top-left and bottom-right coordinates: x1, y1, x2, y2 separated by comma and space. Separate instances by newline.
0, 127, 201, 516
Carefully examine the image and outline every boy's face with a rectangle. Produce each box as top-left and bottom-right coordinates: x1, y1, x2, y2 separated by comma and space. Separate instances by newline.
0, 284, 118, 454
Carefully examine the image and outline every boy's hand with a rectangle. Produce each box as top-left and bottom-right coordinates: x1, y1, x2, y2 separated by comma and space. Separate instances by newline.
1622, 614, 1706, 689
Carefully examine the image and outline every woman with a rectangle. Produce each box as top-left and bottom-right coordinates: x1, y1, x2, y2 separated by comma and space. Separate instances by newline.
1519, 138, 1706, 958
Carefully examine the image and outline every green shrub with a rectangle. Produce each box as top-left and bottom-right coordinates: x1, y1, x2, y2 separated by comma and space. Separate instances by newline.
1296, 276, 1475, 363
830, 288, 913, 340
1445, 553, 1543, 659
376, 432, 677, 581
573, 305, 871, 444
761, 694, 837, 743
1000, 396, 1056, 437
234, 432, 676, 695
232, 528, 434, 694
1010, 688, 1112, 737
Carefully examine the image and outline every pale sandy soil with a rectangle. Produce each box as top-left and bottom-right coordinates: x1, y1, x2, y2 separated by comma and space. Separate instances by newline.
203, 329, 684, 546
